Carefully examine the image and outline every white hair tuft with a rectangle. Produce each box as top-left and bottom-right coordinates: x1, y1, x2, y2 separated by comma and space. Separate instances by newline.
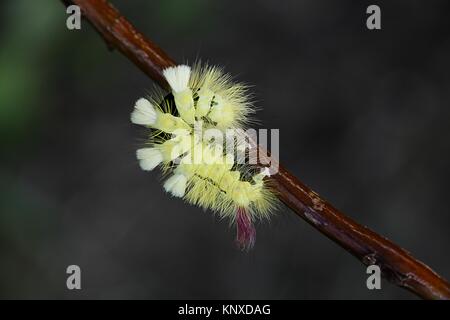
131, 98, 157, 125
136, 148, 163, 171
163, 174, 187, 197
163, 65, 191, 93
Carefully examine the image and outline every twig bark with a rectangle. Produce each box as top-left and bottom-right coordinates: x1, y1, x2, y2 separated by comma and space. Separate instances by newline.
61, 0, 450, 299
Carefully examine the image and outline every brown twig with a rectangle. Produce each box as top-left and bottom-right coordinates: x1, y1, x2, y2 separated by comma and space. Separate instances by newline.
61, 0, 450, 299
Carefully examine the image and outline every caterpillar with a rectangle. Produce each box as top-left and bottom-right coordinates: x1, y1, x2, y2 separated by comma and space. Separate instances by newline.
130, 63, 277, 250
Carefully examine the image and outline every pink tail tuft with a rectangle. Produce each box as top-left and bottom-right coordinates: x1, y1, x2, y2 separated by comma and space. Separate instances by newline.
235, 207, 256, 250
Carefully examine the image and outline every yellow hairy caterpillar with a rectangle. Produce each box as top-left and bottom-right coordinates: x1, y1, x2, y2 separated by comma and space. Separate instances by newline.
131, 64, 277, 249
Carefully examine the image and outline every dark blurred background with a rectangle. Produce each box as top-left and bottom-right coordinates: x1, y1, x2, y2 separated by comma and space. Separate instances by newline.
1, 0, 449, 299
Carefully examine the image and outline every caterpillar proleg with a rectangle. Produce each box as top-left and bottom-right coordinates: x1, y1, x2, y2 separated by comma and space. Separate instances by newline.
131, 63, 277, 250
